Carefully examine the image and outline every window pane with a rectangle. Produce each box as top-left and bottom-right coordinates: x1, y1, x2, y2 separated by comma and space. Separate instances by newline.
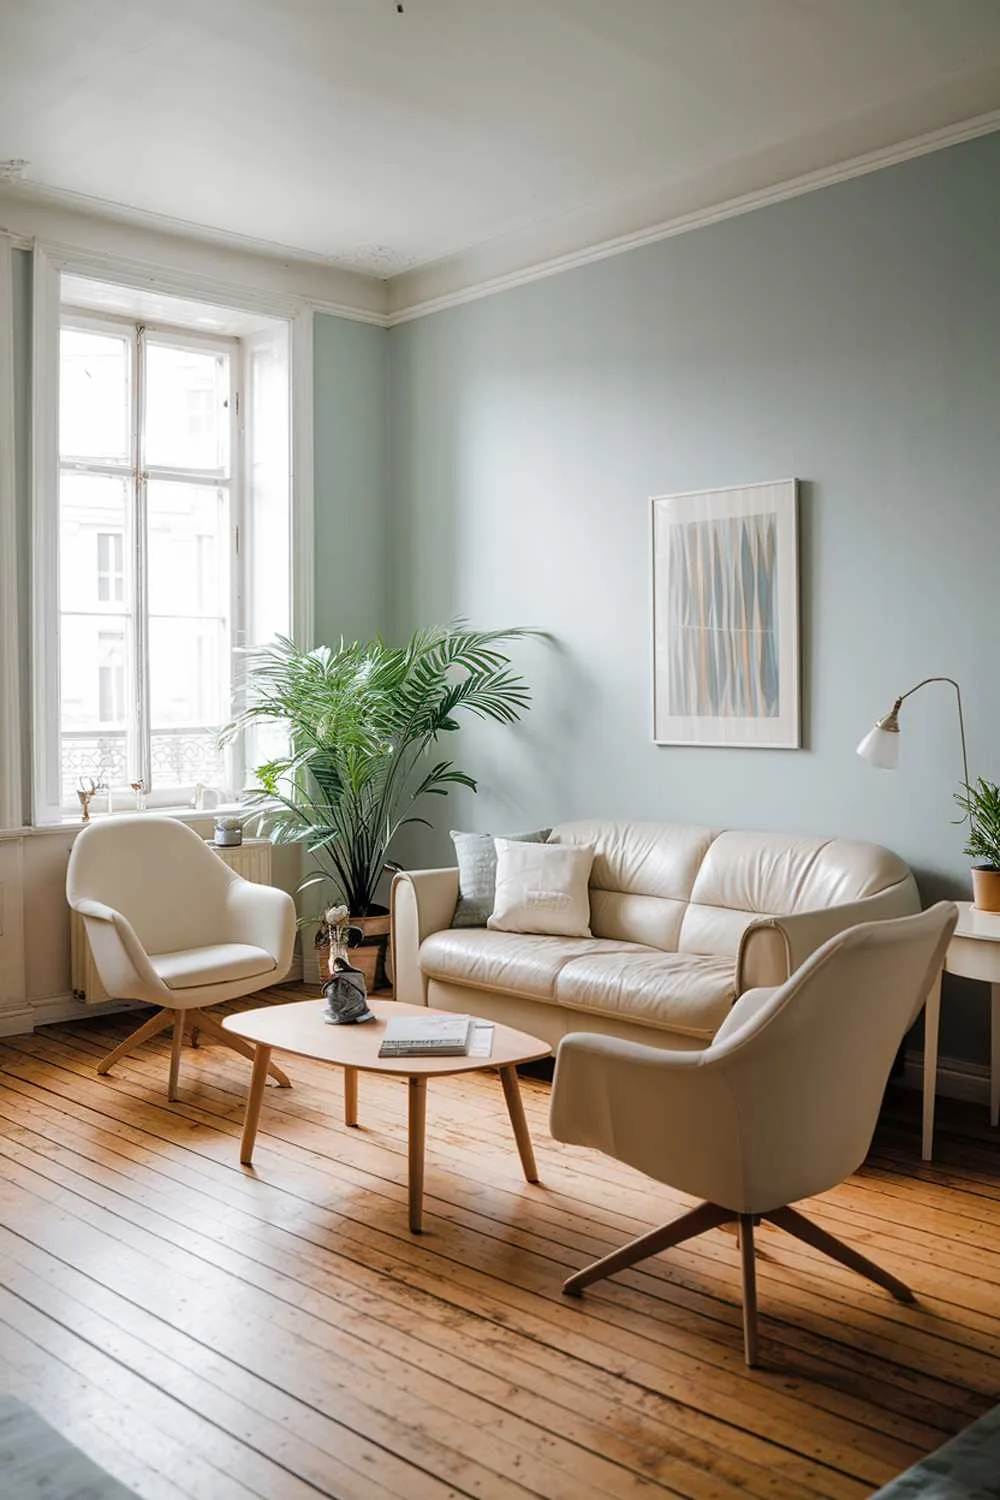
60, 328, 130, 462
147, 480, 231, 791
60, 609, 132, 805
150, 726, 227, 792
60, 729, 127, 809
147, 481, 229, 617
58, 410, 135, 808
144, 341, 230, 473
60, 472, 131, 614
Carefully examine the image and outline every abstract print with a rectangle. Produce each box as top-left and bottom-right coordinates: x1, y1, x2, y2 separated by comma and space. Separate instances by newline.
666, 512, 779, 719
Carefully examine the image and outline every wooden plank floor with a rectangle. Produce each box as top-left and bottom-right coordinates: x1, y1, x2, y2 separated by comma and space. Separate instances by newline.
0, 987, 998, 1500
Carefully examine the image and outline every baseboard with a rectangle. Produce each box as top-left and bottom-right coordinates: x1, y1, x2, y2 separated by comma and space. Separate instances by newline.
902, 1050, 990, 1107
0, 1005, 37, 1037
31, 993, 142, 1030
2, 960, 309, 1039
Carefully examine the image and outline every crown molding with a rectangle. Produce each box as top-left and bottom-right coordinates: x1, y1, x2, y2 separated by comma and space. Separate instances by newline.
386, 107, 1000, 326
0, 189, 390, 326
2, 101, 999, 332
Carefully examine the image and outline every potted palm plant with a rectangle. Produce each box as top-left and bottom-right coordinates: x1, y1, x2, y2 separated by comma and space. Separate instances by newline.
955, 778, 1000, 913
223, 624, 534, 984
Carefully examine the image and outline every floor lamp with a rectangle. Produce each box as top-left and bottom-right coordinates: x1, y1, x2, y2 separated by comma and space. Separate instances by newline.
856, 676, 970, 821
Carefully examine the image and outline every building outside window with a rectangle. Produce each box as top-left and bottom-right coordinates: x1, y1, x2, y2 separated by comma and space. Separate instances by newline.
96, 531, 123, 603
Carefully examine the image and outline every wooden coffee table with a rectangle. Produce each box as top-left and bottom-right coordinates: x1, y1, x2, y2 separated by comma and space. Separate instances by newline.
223, 999, 551, 1231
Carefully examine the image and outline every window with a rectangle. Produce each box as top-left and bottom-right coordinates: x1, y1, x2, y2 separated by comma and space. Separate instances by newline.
37, 288, 295, 820
57, 316, 237, 808
28, 257, 307, 827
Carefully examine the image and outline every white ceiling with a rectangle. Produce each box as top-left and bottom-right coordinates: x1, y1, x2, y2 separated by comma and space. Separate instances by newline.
2, 0, 1000, 291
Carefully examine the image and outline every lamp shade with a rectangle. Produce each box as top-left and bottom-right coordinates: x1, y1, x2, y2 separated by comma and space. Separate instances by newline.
856, 725, 899, 770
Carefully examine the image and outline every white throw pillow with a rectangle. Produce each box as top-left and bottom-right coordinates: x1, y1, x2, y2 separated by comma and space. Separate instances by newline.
488, 839, 594, 937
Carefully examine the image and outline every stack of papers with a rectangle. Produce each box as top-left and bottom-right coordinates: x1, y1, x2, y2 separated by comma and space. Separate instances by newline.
378, 1014, 475, 1058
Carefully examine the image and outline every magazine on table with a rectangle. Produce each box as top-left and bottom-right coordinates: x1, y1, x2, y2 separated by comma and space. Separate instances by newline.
378, 1014, 476, 1057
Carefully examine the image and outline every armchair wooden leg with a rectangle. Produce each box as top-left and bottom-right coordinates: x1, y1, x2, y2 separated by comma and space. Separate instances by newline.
168, 1014, 184, 1102
193, 1009, 291, 1088
563, 1201, 734, 1296
765, 1205, 916, 1303
96, 1009, 174, 1077
739, 1214, 759, 1367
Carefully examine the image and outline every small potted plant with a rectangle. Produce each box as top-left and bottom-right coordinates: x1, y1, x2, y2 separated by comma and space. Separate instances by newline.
955, 778, 1000, 913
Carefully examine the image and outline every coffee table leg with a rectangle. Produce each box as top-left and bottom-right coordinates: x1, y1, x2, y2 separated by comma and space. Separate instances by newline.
408, 1076, 427, 1233
500, 1064, 539, 1183
240, 1044, 272, 1166
344, 1066, 359, 1127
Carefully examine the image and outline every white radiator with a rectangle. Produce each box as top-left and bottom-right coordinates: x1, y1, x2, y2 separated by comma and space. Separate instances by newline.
70, 837, 274, 1004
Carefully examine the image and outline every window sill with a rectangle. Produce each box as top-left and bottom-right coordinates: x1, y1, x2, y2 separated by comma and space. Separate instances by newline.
2, 803, 254, 839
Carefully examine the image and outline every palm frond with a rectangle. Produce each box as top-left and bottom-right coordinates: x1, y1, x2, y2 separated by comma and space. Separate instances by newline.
224, 622, 538, 913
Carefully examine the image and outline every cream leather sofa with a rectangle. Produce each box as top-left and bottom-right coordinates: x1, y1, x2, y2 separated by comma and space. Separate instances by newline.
390, 820, 920, 1052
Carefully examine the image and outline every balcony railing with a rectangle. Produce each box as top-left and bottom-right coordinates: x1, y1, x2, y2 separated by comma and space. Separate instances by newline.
60, 726, 225, 804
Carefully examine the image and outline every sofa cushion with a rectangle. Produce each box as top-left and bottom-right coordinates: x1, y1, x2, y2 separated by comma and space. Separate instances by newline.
419, 929, 736, 1038
150, 942, 277, 990
551, 820, 716, 949
420, 929, 650, 1003
489, 839, 595, 937
679, 831, 914, 957
554, 949, 737, 1038
450, 827, 551, 927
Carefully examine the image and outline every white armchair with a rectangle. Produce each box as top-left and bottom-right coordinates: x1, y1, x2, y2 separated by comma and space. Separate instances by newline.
550, 902, 957, 1366
66, 815, 296, 1100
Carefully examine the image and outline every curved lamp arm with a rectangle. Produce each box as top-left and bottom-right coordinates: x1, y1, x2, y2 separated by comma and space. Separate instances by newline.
860, 677, 969, 824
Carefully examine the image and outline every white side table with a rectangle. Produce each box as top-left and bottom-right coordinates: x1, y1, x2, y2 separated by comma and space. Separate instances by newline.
922, 900, 1000, 1161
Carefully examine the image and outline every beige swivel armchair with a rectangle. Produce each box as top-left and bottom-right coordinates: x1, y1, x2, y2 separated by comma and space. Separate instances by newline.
550, 902, 956, 1366
66, 815, 296, 1101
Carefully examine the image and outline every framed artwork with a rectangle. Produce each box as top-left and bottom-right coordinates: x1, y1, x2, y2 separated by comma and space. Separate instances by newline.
651, 479, 799, 748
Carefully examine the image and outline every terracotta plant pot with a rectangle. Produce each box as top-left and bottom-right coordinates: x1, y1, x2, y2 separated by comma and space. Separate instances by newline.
348, 910, 392, 992
971, 866, 1000, 914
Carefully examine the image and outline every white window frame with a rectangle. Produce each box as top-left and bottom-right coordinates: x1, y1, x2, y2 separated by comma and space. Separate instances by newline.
32, 243, 314, 825
57, 306, 242, 809
0, 234, 20, 829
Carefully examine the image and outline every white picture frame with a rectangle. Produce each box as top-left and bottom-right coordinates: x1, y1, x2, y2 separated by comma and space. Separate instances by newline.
651, 479, 800, 748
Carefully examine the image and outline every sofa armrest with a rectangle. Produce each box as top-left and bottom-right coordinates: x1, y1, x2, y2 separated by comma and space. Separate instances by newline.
737, 876, 921, 992
390, 868, 460, 1006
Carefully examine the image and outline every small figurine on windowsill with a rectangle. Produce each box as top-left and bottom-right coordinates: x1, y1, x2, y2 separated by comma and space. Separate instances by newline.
77, 776, 105, 823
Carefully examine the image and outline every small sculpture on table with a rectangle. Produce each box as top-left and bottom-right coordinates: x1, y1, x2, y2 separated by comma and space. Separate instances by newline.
320, 904, 375, 1024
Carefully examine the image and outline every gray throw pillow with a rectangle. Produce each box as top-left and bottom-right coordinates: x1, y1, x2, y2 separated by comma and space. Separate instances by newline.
450, 828, 552, 927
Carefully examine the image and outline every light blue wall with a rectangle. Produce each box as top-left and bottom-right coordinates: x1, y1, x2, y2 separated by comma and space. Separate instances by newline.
313, 313, 389, 645
388, 133, 1000, 1064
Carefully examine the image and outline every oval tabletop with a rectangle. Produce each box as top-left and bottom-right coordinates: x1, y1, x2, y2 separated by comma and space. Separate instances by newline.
222, 998, 551, 1076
